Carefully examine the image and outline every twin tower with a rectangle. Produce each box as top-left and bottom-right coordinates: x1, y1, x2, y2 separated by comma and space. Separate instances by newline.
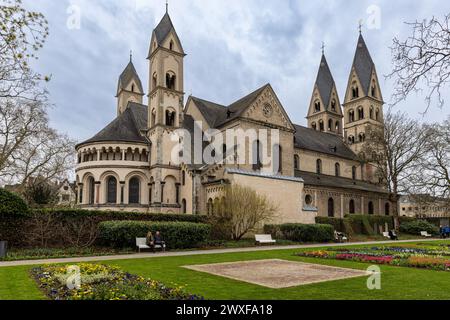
306, 34, 385, 155
115, 11, 385, 158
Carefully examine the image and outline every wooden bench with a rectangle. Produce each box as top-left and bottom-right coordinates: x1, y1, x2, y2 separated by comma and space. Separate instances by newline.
420, 231, 432, 238
255, 234, 277, 245
136, 238, 166, 252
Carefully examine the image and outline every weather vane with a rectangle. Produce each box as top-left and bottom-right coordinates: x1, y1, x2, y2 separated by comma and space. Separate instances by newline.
358, 19, 364, 34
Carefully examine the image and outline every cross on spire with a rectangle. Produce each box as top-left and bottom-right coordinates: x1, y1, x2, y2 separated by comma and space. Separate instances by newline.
321, 42, 325, 55
358, 19, 363, 34
166, 0, 168, 13
130, 50, 133, 62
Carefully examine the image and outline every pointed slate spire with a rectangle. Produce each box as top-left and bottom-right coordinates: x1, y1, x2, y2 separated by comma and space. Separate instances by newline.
351, 34, 375, 96
116, 60, 144, 96
149, 12, 184, 57
315, 53, 336, 109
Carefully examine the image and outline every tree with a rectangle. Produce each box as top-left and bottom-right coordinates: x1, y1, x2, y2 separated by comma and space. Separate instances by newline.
409, 117, 450, 210
22, 176, 59, 207
389, 15, 450, 112
0, 0, 49, 99
362, 111, 432, 227
0, 96, 76, 187
213, 185, 277, 241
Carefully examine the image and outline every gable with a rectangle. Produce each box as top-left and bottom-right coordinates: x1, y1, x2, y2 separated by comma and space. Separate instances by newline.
240, 85, 295, 131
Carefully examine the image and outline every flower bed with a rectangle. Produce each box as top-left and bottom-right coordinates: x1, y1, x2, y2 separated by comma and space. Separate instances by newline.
31, 263, 203, 300
296, 244, 450, 272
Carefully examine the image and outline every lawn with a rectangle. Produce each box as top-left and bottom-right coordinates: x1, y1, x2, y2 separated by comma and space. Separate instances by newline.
1, 240, 450, 300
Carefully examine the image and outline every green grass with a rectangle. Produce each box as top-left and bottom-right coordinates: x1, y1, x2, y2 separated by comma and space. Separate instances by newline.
1, 240, 450, 300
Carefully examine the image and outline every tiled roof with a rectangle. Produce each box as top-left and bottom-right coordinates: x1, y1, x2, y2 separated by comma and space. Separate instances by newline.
117, 61, 143, 95
315, 54, 335, 109
77, 103, 148, 148
293, 125, 359, 161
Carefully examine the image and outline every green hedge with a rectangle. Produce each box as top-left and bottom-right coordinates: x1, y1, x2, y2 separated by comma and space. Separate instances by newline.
0, 188, 29, 217
0, 209, 208, 248
98, 221, 211, 249
400, 220, 439, 236
264, 224, 334, 243
317, 215, 394, 235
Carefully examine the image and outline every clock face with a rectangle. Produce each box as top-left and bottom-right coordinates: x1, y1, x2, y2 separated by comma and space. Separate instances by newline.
262, 104, 273, 118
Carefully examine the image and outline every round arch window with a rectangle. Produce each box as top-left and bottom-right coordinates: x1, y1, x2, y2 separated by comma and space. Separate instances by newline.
305, 195, 313, 206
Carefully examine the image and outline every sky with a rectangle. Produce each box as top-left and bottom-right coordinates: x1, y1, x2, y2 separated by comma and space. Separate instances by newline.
23, 0, 450, 143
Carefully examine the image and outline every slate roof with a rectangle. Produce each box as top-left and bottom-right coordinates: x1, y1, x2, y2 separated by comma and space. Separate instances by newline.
150, 13, 184, 55
77, 103, 148, 148
315, 54, 335, 109
116, 61, 143, 95
191, 84, 270, 128
294, 124, 359, 161
296, 170, 387, 194
352, 34, 375, 96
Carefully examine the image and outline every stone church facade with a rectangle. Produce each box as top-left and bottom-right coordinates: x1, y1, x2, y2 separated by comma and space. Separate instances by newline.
75, 11, 393, 224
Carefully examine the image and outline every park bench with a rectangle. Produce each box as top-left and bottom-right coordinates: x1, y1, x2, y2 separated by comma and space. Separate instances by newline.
382, 232, 390, 239
136, 238, 166, 252
420, 231, 432, 238
255, 234, 277, 245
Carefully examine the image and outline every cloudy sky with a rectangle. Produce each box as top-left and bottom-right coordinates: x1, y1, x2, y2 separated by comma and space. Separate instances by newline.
23, 0, 450, 142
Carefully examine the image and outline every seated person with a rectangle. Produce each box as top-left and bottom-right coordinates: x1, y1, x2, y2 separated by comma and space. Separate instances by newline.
388, 230, 398, 241
146, 231, 154, 247
153, 231, 166, 252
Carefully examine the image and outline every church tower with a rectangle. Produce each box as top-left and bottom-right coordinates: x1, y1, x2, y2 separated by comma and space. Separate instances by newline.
307, 53, 343, 135
343, 33, 384, 156
116, 57, 144, 115
147, 9, 186, 212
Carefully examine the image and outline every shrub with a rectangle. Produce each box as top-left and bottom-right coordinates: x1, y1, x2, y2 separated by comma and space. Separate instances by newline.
0, 188, 29, 217
265, 223, 334, 243
98, 221, 210, 249
400, 220, 439, 236
315, 217, 344, 232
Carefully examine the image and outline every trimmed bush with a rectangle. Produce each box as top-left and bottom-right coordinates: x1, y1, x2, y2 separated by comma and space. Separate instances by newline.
400, 220, 439, 236
0, 188, 29, 217
98, 221, 211, 249
315, 217, 344, 232
265, 223, 334, 243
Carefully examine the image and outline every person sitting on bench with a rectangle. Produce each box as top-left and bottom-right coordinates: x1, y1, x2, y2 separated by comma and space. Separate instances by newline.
154, 231, 166, 252
388, 230, 398, 241
146, 231, 154, 248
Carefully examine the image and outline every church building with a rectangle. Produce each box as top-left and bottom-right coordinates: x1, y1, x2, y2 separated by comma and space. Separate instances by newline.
75, 9, 393, 224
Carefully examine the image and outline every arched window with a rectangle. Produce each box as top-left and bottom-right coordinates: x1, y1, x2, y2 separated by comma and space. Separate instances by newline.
371, 85, 377, 97
273, 144, 282, 174
182, 171, 186, 186
331, 99, 337, 111
314, 101, 321, 112
385, 203, 390, 216
305, 195, 313, 206
131, 84, 135, 93
348, 136, 355, 144
352, 166, 357, 180
328, 119, 333, 132
328, 198, 335, 217
368, 201, 374, 215
358, 106, 364, 120
152, 73, 157, 90
319, 120, 324, 132
88, 177, 95, 205
349, 199, 355, 214
352, 86, 359, 99
312, 122, 317, 130
335, 163, 340, 177
349, 110, 355, 122
207, 198, 213, 215
294, 155, 300, 170
107, 176, 117, 204
169, 40, 174, 51
165, 110, 175, 126
252, 140, 262, 171
128, 177, 140, 204
359, 133, 365, 143
181, 199, 187, 214
316, 159, 322, 174
166, 72, 176, 90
